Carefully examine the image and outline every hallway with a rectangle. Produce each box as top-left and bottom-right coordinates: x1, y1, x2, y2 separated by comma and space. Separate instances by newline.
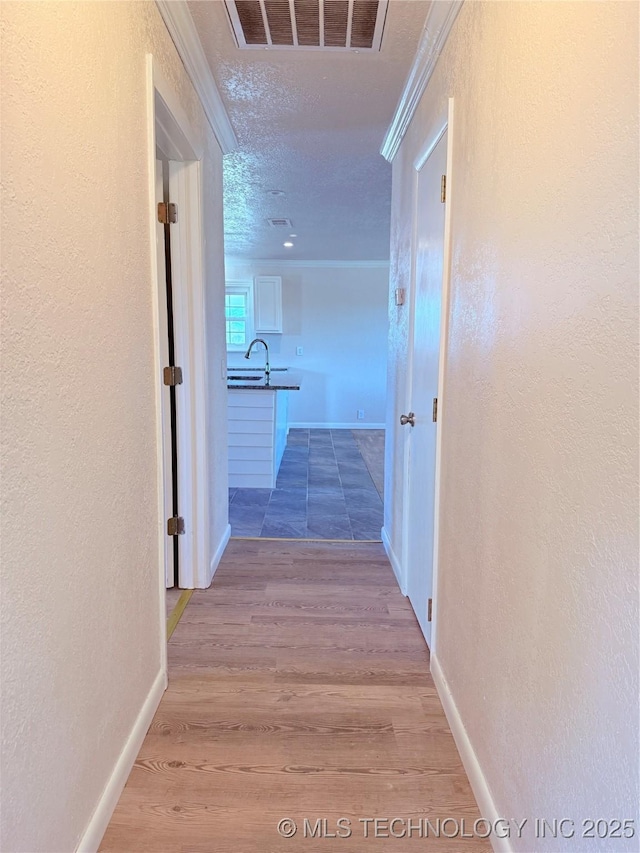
101, 540, 486, 851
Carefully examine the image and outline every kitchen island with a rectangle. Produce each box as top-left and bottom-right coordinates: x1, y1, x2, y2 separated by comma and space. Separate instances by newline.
227, 369, 301, 489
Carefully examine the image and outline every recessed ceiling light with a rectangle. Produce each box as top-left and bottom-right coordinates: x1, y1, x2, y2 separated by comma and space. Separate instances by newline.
289, 233, 297, 237
283, 241, 293, 248
268, 190, 285, 197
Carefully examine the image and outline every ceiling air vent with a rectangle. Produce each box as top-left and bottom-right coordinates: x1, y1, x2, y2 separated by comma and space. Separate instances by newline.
225, 0, 388, 52
267, 217, 293, 227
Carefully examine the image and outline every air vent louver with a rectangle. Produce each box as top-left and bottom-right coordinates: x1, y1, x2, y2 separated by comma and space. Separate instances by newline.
351, 1, 379, 48
323, 0, 349, 47
234, 0, 267, 44
294, 0, 319, 46
267, 217, 293, 227
225, 0, 387, 51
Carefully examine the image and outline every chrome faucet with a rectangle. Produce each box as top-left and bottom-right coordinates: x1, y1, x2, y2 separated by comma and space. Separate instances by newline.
244, 338, 270, 380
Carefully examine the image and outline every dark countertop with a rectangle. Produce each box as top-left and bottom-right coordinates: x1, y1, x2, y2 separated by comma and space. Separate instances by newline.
227, 369, 301, 391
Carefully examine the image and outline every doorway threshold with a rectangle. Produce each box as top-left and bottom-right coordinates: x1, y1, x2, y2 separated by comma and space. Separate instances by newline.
167, 589, 193, 640
230, 536, 382, 543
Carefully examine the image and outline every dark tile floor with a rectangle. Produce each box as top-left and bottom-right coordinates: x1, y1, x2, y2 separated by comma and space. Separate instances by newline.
229, 429, 384, 540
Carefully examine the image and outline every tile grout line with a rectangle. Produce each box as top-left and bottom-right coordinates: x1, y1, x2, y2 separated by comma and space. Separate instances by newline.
333, 428, 382, 540
231, 429, 382, 541
331, 428, 356, 541
262, 427, 309, 538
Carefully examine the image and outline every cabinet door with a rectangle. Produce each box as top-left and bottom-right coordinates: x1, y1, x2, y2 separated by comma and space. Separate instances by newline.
254, 276, 283, 334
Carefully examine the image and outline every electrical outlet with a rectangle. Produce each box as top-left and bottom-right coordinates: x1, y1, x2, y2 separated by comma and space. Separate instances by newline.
296, 346, 303, 356
357, 409, 365, 420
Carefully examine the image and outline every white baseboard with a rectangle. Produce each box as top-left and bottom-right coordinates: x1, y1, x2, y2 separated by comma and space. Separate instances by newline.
288, 422, 386, 430
77, 668, 166, 852
206, 523, 231, 587
430, 655, 511, 853
381, 525, 406, 595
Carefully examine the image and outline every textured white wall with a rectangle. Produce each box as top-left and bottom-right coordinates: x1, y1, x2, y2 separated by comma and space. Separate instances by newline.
226, 262, 389, 427
386, 1, 638, 847
0, 3, 228, 850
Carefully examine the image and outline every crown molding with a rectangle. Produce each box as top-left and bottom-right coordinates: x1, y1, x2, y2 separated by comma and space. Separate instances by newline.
380, 0, 463, 163
155, 0, 237, 155
225, 258, 390, 270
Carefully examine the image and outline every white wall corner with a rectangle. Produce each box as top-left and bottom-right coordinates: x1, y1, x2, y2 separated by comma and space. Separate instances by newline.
380, 0, 464, 162
206, 523, 231, 588
430, 655, 512, 853
76, 669, 166, 853
155, 0, 238, 154
381, 525, 406, 595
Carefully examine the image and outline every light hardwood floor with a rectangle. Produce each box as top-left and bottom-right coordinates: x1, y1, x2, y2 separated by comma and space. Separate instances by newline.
101, 540, 486, 852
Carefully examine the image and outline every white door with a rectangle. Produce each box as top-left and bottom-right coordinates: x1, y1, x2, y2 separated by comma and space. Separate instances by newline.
404, 130, 448, 646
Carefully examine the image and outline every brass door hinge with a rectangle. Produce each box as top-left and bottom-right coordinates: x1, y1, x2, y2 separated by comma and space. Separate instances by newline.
158, 202, 178, 224
167, 516, 185, 536
432, 397, 438, 422
427, 598, 433, 622
440, 175, 446, 203
163, 366, 183, 386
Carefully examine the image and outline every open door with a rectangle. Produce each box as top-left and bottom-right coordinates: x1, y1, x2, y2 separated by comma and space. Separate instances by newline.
150, 59, 210, 592
155, 158, 178, 589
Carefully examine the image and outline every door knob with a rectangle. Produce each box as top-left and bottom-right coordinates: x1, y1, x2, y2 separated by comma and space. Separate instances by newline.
400, 412, 415, 427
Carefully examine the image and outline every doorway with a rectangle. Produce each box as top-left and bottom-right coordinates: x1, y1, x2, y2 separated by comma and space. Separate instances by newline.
147, 56, 210, 617
155, 156, 181, 590
402, 102, 454, 648
224, 267, 388, 542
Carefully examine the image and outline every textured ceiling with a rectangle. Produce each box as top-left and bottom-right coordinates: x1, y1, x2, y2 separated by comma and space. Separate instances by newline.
188, 0, 431, 261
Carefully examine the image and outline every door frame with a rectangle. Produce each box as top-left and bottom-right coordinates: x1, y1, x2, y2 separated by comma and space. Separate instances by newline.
401, 97, 455, 657
146, 55, 209, 668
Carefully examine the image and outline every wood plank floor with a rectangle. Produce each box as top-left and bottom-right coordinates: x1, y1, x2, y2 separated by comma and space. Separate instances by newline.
101, 540, 487, 852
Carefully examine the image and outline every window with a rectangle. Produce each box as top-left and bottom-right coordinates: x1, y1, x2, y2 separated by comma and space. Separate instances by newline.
225, 282, 254, 350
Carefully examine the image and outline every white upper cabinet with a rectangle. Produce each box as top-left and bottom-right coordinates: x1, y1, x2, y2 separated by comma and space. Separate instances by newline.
254, 275, 283, 334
